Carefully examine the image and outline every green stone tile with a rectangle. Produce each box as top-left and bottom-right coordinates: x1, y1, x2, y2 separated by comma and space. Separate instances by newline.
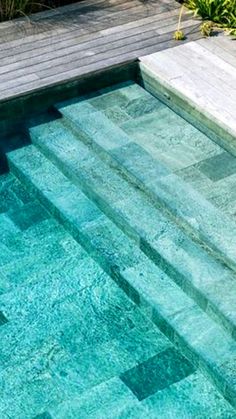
81, 215, 144, 274
149, 223, 236, 334
89, 90, 128, 109
49, 377, 144, 419
55, 283, 151, 354
217, 354, 236, 406
0, 220, 86, 293
8, 202, 49, 231
0, 173, 32, 212
53, 188, 103, 230
176, 165, 213, 196
88, 81, 143, 110
122, 96, 164, 119
0, 213, 21, 241
56, 91, 236, 280
114, 192, 167, 242
206, 174, 236, 217
0, 340, 81, 419
0, 310, 8, 326
0, 172, 13, 188
120, 347, 195, 400
8, 143, 236, 336
123, 260, 196, 322
0, 243, 18, 267
2, 251, 87, 294
0, 176, 22, 213
57, 327, 170, 393
1, 222, 65, 260
169, 304, 236, 372
0, 256, 102, 322
143, 170, 236, 272
110, 142, 170, 185
30, 119, 132, 207
0, 264, 153, 369
3, 80, 236, 418
34, 413, 53, 419
9, 176, 33, 205
103, 106, 131, 124
56, 105, 130, 151
121, 107, 221, 171
7, 131, 236, 407
196, 152, 236, 182
89, 83, 164, 120
143, 371, 236, 419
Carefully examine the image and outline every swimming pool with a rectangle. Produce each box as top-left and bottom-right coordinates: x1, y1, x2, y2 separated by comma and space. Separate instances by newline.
0, 75, 236, 418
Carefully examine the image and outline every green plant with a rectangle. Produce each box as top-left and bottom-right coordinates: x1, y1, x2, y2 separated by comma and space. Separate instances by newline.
173, 5, 186, 40
0, 0, 46, 21
200, 20, 214, 36
186, 0, 236, 30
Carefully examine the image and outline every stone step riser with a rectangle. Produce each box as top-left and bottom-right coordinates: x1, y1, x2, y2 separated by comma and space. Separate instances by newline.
57, 103, 236, 274
7, 148, 236, 408
31, 129, 236, 340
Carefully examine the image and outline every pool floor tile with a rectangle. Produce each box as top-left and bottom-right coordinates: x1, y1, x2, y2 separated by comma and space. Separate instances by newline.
142, 371, 236, 419
8, 202, 49, 231
2, 79, 236, 417
34, 412, 53, 419
120, 347, 195, 400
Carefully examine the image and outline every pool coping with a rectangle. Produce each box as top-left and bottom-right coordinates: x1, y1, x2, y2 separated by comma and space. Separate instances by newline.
138, 40, 236, 157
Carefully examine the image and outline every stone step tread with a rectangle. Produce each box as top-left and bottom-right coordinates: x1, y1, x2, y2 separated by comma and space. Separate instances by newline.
57, 87, 236, 272
7, 144, 236, 406
0, 215, 80, 263
29, 120, 236, 338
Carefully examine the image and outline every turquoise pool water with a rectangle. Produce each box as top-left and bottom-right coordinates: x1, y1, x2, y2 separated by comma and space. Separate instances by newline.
0, 80, 236, 418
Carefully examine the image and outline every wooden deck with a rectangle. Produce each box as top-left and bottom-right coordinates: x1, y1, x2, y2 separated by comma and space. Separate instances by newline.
0, 0, 200, 103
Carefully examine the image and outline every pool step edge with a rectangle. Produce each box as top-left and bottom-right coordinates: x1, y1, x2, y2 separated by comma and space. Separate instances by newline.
56, 99, 236, 276
7, 144, 236, 409
29, 119, 236, 342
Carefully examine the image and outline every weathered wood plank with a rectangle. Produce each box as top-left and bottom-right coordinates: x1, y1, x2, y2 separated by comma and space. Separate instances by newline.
0, 22, 199, 84
0, 0, 204, 104
0, 26, 201, 101
0, 0, 164, 43
181, 42, 236, 89
196, 38, 236, 68
0, 9, 184, 71
0, 6, 179, 61
0, 1, 174, 52
0, 0, 134, 39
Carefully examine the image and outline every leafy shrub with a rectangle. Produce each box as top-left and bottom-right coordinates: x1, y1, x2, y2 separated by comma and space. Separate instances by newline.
186, 0, 236, 29
0, 0, 45, 21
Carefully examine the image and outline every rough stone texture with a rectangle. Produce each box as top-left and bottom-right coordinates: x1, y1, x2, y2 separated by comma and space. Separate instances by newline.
2, 80, 236, 416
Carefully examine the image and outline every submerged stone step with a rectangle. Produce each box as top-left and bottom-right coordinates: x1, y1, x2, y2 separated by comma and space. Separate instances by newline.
56, 92, 236, 273
0, 172, 33, 214
29, 120, 236, 339
7, 144, 236, 408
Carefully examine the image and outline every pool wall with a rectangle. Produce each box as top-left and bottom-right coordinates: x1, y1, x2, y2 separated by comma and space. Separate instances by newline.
0, 61, 137, 139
